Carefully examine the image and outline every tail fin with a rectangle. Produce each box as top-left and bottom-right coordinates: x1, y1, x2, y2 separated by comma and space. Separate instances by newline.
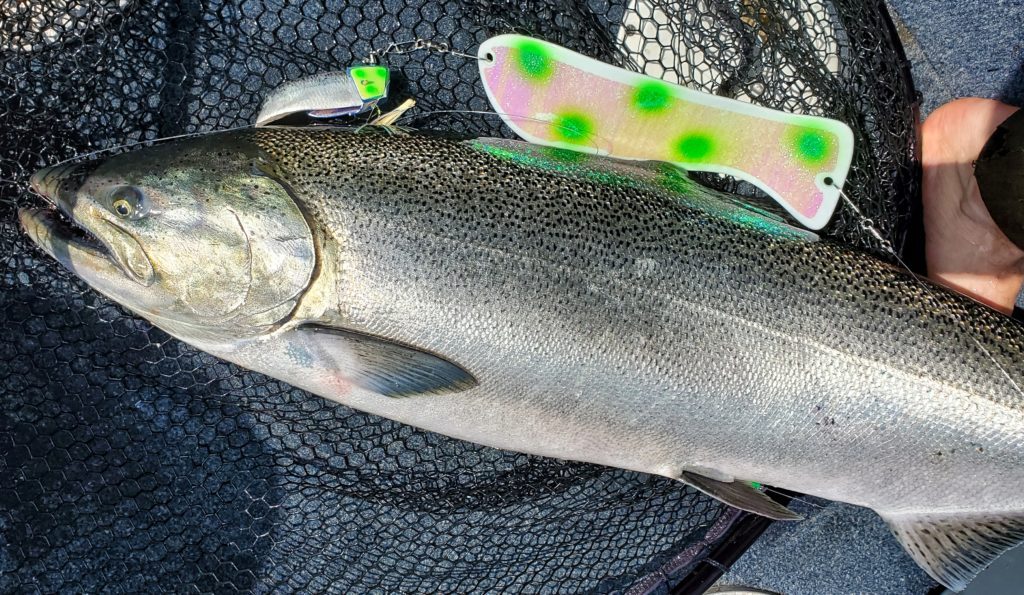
881, 510, 1024, 591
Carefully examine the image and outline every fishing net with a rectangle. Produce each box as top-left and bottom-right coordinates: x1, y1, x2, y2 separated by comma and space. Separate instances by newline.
0, 0, 917, 592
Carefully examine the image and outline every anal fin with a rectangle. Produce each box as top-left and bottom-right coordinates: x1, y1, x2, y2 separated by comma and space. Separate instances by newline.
679, 471, 801, 521
882, 510, 1024, 592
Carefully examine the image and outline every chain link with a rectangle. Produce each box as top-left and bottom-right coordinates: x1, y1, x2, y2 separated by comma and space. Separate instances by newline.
367, 38, 487, 64
832, 183, 896, 256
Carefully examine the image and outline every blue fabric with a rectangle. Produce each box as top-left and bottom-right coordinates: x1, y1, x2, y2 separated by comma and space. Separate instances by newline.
887, 0, 1024, 114
724, 498, 936, 594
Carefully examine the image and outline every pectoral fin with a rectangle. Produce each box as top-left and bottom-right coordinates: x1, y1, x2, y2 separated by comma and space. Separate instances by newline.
300, 324, 478, 397
881, 510, 1024, 592
679, 471, 802, 521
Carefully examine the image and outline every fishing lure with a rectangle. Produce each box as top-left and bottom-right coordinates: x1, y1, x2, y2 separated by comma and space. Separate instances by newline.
255, 66, 390, 127
478, 34, 854, 230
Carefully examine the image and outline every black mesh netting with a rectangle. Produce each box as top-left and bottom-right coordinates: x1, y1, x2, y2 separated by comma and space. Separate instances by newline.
0, 0, 917, 592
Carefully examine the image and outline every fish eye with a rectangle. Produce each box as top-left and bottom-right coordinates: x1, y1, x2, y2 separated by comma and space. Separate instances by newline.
110, 186, 145, 219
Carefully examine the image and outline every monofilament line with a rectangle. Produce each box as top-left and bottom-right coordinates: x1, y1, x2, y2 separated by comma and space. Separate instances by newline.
831, 182, 1024, 400
43, 125, 254, 171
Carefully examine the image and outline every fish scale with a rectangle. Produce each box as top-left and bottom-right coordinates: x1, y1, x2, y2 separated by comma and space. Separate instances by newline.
254, 128, 1023, 404
20, 127, 1024, 591
244, 128, 1024, 499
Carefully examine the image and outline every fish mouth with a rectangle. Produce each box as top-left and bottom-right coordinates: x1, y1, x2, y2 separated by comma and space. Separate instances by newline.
20, 164, 155, 286
19, 205, 109, 264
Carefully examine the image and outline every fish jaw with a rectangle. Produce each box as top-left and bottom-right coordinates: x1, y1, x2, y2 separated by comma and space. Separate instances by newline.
19, 206, 169, 314
20, 206, 121, 288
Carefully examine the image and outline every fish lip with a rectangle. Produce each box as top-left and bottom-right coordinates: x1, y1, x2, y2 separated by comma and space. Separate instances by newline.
19, 206, 110, 268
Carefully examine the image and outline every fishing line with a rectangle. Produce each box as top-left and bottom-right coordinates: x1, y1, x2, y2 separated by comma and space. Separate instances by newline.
42, 124, 254, 170
394, 108, 614, 154
2, 125, 257, 203
235, 2, 489, 66
0, 176, 42, 203
28, 36, 487, 176
830, 181, 1024, 400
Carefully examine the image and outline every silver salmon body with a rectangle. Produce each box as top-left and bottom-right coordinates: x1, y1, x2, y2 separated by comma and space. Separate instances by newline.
20, 128, 1024, 591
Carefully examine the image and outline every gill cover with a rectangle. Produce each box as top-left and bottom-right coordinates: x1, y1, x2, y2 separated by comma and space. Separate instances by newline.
93, 134, 316, 330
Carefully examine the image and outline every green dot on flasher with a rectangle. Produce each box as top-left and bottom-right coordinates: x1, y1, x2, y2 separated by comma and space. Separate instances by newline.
633, 81, 672, 113
794, 129, 831, 164
675, 133, 715, 161
514, 40, 554, 81
552, 113, 594, 143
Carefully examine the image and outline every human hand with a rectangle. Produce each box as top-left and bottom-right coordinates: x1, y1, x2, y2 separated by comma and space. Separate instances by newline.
921, 98, 1023, 314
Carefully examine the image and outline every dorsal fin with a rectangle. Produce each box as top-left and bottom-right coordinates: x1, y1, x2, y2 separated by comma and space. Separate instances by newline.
882, 510, 1024, 591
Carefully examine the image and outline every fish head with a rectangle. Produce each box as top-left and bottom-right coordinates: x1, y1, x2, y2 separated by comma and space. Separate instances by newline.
20, 134, 316, 342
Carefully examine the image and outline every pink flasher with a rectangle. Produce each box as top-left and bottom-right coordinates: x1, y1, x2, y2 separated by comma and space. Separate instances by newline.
478, 34, 854, 230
